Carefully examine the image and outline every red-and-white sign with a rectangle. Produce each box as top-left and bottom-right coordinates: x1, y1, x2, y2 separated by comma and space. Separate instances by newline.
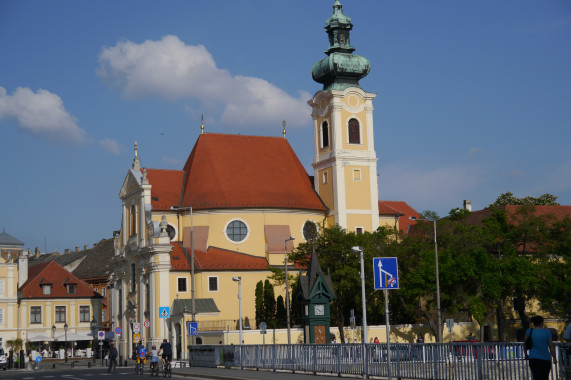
133, 322, 140, 333
143, 320, 151, 328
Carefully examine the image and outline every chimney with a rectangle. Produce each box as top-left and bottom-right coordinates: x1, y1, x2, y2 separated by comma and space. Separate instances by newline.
75, 246, 80, 252
463, 200, 472, 212
65, 249, 70, 254
18, 250, 29, 287
84, 245, 89, 251
35, 247, 40, 259
93, 243, 97, 249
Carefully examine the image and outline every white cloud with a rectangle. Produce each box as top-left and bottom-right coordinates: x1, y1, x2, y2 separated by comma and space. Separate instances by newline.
379, 162, 484, 214
0, 86, 86, 144
97, 35, 311, 128
99, 138, 122, 155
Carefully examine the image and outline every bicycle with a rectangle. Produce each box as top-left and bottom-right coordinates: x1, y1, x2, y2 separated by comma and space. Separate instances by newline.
162, 360, 171, 378
149, 360, 160, 376
135, 360, 145, 375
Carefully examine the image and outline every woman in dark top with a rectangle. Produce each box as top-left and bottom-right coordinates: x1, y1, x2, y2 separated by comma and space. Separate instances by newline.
525, 315, 557, 380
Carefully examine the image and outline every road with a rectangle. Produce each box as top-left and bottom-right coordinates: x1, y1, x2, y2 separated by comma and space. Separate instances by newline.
0, 367, 197, 380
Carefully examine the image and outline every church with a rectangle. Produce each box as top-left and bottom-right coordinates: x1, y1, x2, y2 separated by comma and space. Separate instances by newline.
111, 0, 416, 359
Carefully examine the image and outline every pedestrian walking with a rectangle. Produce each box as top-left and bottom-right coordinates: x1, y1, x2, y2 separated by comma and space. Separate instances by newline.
525, 315, 557, 380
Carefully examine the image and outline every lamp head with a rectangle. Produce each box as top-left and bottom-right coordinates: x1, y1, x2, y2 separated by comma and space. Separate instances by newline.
351, 246, 363, 253
232, 276, 241, 282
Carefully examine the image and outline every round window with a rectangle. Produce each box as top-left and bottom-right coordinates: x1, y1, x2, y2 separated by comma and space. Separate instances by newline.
303, 221, 318, 241
226, 220, 248, 243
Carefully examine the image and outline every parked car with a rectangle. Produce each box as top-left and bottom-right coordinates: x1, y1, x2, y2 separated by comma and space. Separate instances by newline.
451, 341, 495, 360
0, 348, 6, 370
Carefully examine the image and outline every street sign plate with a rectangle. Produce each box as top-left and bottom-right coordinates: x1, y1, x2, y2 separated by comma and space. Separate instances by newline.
133, 322, 140, 333
115, 327, 122, 335
133, 333, 140, 343
373, 257, 399, 289
143, 320, 151, 328
187, 322, 198, 336
159, 306, 170, 319
35, 356, 42, 363
97, 330, 105, 340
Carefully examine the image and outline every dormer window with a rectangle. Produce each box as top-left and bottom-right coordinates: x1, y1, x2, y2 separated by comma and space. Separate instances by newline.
42, 284, 52, 295
67, 284, 77, 295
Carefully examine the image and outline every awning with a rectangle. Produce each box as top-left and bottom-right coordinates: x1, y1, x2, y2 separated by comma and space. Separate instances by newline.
27, 333, 53, 342
53, 331, 94, 341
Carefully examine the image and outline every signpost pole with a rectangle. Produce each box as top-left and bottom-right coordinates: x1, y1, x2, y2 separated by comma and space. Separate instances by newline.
384, 289, 391, 380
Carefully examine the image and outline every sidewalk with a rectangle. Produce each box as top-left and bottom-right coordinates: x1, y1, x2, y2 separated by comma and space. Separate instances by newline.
172, 366, 369, 380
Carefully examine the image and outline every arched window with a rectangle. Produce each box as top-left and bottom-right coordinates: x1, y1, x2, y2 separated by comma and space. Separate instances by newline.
348, 118, 360, 144
130, 263, 136, 292
322, 121, 329, 148
130, 205, 136, 237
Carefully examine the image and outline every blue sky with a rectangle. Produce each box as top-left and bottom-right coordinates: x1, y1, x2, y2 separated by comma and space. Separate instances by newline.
1, 0, 570, 253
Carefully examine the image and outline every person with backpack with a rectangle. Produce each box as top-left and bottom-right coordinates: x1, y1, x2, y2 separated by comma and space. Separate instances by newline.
525, 315, 557, 380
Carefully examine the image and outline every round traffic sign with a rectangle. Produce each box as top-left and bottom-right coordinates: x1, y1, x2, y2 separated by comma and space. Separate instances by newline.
143, 320, 151, 328
115, 326, 122, 335
35, 356, 42, 363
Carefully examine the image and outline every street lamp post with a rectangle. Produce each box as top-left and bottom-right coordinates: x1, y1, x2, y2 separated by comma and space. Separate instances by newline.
52, 325, 56, 358
232, 277, 243, 346
64, 322, 68, 363
410, 216, 442, 343
351, 246, 368, 344
284, 237, 295, 345
90, 318, 97, 363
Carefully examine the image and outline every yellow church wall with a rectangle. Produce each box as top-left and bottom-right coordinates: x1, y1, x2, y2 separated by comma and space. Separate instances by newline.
344, 165, 371, 210
317, 168, 334, 212
346, 214, 373, 234
340, 108, 368, 151
379, 216, 399, 230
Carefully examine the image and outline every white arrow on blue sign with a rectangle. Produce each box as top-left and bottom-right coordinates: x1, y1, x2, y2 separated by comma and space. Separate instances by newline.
187, 322, 198, 336
373, 257, 399, 290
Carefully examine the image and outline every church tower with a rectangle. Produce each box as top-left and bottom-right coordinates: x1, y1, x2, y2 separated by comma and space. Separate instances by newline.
308, 0, 379, 233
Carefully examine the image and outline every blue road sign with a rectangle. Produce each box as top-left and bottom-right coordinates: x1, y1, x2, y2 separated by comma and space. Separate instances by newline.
187, 322, 198, 336
373, 257, 399, 289
35, 356, 42, 363
158, 306, 170, 319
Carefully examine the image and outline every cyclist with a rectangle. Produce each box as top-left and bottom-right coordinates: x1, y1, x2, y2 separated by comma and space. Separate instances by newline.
149, 345, 159, 374
135, 341, 147, 373
158, 339, 172, 370
107, 341, 118, 373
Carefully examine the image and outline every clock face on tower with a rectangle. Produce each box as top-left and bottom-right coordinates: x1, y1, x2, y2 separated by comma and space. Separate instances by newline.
314, 304, 325, 316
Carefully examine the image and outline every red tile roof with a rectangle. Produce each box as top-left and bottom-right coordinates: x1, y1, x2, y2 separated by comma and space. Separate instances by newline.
169, 243, 269, 271
20, 261, 102, 299
378, 200, 420, 233
172, 133, 326, 211
145, 169, 184, 211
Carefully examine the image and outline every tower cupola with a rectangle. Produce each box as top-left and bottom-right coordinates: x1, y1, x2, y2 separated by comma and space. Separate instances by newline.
311, 0, 370, 91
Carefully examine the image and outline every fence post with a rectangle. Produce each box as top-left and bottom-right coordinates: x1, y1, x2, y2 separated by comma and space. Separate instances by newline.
476, 343, 483, 380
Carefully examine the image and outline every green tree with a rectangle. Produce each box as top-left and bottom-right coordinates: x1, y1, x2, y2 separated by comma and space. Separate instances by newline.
276, 295, 286, 328
6, 337, 23, 353
290, 225, 394, 343
488, 192, 559, 208
255, 280, 264, 328
263, 279, 276, 328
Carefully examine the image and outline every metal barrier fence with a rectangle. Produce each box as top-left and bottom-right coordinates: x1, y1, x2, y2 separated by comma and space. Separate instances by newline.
227, 342, 571, 380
